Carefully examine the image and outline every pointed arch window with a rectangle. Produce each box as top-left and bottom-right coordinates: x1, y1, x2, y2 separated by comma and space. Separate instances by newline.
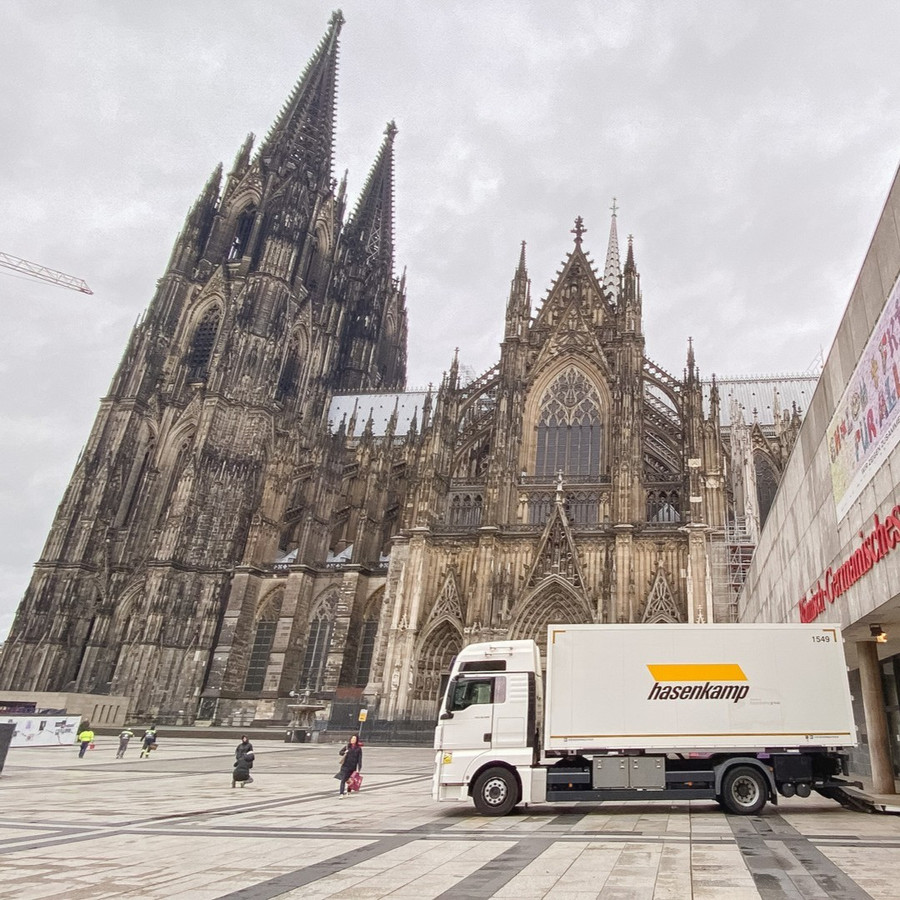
566, 490, 599, 525
647, 491, 681, 523
156, 434, 194, 528
355, 589, 383, 688
229, 206, 256, 261
535, 368, 603, 477
276, 335, 301, 401
300, 595, 336, 692
755, 454, 779, 529
243, 589, 284, 692
115, 438, 155, 528
528, 492, 553, 525
187, 307, 220, 381
448, 493, 483, 527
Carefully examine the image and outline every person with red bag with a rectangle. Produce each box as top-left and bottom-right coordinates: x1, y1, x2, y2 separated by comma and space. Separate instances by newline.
337, 734, 362, 798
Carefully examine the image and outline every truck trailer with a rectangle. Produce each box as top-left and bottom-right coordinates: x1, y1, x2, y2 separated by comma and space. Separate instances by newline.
433, 624, 858, 816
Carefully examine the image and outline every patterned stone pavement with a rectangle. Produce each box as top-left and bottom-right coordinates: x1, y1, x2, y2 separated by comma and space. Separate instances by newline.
2, 738, 899, 899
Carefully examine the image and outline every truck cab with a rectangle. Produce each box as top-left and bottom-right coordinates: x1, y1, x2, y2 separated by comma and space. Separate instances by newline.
433, 640, 541, 809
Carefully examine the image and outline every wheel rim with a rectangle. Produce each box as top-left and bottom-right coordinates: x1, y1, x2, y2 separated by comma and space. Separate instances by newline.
482, 776, 508, 806
731, 774, 761, 808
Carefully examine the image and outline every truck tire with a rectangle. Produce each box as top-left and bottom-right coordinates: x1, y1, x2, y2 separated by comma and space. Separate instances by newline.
720, 766, 768, 815
472, 767, 518, 816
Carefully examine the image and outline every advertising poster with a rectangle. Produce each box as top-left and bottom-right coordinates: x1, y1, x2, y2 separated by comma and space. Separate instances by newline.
4, 715, 81, 747
828, 275, 900, 520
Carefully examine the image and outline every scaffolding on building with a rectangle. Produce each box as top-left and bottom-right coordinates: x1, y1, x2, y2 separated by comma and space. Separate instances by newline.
725, 517, 756, 619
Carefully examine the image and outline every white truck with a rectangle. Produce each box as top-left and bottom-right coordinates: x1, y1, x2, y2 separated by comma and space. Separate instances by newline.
433, 624, 858, 816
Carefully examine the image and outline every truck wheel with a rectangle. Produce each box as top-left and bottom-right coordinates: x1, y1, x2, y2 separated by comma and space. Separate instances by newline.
720, 766, 767, 815
472, 767, 518, 816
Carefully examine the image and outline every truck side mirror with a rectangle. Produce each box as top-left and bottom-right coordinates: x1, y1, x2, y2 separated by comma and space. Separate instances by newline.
440, 711, 453, 720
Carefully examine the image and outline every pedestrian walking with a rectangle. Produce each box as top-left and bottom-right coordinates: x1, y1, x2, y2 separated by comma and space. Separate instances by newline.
139, 725, 158, 759
116, 727, 135, 759
336, 734, 362, 798
77, 725, 95, 758
232, 750, 254, 788
235, 734, 253, 761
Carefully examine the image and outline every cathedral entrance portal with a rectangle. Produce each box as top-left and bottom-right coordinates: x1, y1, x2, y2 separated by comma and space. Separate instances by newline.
510, 576, 593, 656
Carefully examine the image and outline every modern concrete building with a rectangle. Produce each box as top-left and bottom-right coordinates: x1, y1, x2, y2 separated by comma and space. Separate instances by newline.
740, 162, 900, 793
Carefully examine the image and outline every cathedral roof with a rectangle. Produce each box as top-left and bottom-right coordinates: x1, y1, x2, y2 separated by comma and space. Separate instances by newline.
328, 391, 429, 436
703, 373, 820, 427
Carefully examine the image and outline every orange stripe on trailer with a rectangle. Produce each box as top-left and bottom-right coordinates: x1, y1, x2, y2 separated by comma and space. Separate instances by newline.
647, 664, 747, 682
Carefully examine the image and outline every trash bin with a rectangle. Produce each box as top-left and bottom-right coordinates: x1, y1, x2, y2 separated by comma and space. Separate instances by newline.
284, 729, 293, 743
295, 729, 309, 743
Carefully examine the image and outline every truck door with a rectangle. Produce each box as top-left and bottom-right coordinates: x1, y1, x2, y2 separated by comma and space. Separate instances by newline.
493, 672, 529, 748
441, 675, 501, 750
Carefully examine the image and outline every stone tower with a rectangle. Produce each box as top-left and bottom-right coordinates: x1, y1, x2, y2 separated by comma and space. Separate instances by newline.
0, 12, 407, 723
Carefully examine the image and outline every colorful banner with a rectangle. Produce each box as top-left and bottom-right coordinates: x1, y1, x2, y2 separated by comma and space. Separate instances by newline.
3, 715, 81, 747
828, 274, 900, 520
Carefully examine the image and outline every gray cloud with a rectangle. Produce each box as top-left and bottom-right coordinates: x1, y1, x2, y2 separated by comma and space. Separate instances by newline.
1, 0, 898, 638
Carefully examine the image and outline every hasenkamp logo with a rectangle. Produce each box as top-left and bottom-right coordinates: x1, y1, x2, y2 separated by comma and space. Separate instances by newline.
646, 664, 749, 704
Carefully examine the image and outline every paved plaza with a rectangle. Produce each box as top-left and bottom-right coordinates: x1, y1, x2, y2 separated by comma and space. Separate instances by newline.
2, 737, 899, 899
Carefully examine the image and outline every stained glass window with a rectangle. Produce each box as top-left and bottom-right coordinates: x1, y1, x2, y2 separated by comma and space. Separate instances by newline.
243, 622, 276, 692
755, 454, 778, 528
354, 619, 379, 687
534, 368, 603, 477
300, 601, 335, 692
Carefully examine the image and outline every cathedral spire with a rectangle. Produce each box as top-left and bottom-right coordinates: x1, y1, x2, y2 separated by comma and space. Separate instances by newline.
231, 134, 254, 177
449, 346, 460, 389
259, 10, 343, 175
505, 240, 531, 338
709, 373, 721, 425
194, 163, 222, 218
624, 232, 636, 275
345, 120, 397, 271
603, 198, 621, 303
168, 163, 222, 274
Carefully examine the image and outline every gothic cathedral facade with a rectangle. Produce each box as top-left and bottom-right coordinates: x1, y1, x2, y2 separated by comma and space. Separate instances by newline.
0, 13, 804, 726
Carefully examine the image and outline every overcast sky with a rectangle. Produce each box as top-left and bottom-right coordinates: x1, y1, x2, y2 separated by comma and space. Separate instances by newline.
1, 0, 899, 640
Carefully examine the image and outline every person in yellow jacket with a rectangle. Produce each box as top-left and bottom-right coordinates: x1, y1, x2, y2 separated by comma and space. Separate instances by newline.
77, 726, 94, 758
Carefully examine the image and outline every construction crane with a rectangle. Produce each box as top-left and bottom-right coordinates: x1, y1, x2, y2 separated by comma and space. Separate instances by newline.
0, 251, 93, 294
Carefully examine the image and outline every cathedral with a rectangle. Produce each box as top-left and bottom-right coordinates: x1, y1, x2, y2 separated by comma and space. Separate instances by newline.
0, 12, 814, 727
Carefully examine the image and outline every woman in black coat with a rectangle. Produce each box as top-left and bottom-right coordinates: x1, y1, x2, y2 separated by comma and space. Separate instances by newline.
337, 734, 362, 797
235, 735, 253, 761
232, 750, 254, 788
